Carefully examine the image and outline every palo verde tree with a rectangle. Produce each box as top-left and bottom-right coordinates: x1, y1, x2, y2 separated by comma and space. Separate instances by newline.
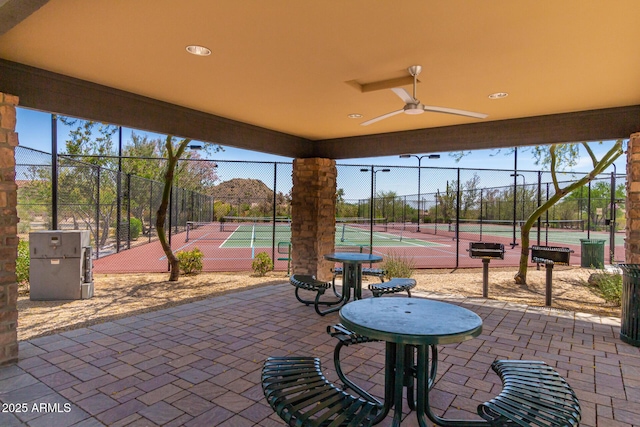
156, 135, 192, 281
514, 141, 623, 284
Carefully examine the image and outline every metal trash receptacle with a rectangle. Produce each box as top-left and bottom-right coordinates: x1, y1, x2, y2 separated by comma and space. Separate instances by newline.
619, 264, 640, 347
580, 239, 605, 268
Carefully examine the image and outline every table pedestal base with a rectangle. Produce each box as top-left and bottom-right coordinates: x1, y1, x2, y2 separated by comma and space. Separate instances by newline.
380, 343, 488, 427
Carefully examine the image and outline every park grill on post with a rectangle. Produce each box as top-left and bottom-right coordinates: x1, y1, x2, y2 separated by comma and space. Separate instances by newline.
467, 242, 505, 298
530, 245, 573, 306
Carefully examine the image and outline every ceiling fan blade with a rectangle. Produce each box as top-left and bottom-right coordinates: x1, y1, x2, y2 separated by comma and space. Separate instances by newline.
422, 105, 488, 119
360, 109, 404, 126
391, 88, 415, 104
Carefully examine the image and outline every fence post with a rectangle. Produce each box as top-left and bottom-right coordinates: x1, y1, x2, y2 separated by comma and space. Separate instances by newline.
272, 162, 277, 263
168, 186, 173, 251
537, 171, 542, 246
51, 114, 58, 230
479, 189, 483, 242
434, 191, 439, 234
587, 181, 591, 239
116, 169, 122, 253
149, 180, 153, 243
610, 169, 616, 263
456, 168, 460, 268
127, 173, 131, 250
116, 127, 122, 253
95, 166, 100, 258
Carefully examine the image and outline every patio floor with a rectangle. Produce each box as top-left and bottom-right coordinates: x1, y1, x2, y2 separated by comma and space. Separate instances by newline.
0, 283, 638, 426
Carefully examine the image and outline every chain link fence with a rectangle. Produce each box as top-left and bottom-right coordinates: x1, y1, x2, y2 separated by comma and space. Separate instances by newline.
16, 146, 624, 273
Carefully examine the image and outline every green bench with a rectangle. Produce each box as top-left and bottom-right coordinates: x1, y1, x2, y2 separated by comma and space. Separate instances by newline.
478, 360, 581, 426
262, 356, 383, 427
368, 277, 416, 297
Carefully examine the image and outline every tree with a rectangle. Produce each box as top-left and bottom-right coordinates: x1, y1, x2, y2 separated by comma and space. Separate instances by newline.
437, 180, 457, 222
514, 141, 623, 284
561, 181, 625, 230
58, 117, 119, 247
461, 174, 481, 218
156, 135, 192, 281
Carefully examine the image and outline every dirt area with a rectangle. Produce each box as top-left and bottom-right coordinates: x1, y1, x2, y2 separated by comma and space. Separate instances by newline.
17, 266, 620, 342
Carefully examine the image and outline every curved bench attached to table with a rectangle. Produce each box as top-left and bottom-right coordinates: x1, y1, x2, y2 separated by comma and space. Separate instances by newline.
262, 356, 383, 427
368, 277, 416, 297
478, 359, 581, 427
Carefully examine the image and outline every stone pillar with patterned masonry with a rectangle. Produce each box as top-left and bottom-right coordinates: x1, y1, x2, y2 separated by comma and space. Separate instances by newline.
291, 158, 336, 281
626, 132, 640, 264
0, 92, 19, 365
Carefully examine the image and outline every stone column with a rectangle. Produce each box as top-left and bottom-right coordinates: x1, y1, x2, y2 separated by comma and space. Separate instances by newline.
291, 158, 336, 281
627, 133, 640, 263
0, 92, 19, 365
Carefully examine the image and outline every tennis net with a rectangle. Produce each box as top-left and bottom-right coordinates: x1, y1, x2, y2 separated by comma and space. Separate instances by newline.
185, 217, 292, 242
185, 216, 388, 243
336, 217, 388, 243
449, 218, 585, 237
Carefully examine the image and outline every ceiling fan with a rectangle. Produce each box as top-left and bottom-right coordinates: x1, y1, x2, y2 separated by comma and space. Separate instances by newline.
361, 65, 488, 126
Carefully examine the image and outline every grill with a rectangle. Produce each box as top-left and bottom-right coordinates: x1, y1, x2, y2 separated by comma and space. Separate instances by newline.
468, 242, 505, 298
531, 246, 572, 265
530, 246, 574, 306
468, 242, 505, 260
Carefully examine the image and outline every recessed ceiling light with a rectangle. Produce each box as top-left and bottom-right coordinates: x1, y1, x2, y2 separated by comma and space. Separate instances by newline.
348, 113, 363, 119
186, 45, 211, 56
488, 92, 508, 99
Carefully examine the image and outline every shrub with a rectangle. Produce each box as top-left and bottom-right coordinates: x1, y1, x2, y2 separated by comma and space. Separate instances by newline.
252, 252, 273, 276
176, 247, 203, 275
129, 217, 142, 240
381, 250, 415, 279
16, 240, 30, 286
587, 272, 622, 306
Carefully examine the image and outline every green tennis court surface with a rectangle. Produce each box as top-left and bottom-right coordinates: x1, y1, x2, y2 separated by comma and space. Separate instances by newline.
428, 220, 624, 246
219, 223, 447, 249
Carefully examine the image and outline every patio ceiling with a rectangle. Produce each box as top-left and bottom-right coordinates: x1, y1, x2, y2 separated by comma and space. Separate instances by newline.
0, 0, 639, 159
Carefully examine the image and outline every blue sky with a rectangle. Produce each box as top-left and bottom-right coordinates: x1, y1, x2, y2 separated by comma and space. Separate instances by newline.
15, 107, 625, 173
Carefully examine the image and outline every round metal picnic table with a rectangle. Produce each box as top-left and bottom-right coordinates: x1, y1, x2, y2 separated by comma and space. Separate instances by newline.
324, 252, 383, 301
339, 298, 486, 427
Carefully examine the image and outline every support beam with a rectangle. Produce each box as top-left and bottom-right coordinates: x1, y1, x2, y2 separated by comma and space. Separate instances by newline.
315, 106, 640, 159
0, 0, 50, 35
0, 59, 313, 158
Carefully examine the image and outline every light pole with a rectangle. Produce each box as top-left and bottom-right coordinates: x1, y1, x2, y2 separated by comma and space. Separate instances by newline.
399, 154, 440, 232
360, 167, 390, 251
510, 173, 526, 222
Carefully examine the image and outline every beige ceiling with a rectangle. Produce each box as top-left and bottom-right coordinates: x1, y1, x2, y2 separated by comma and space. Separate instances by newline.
0, 0, 639, 146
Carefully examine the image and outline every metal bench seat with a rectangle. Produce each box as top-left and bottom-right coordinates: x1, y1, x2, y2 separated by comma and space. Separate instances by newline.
368, 277, 416, 297
262, 356, 383, 427
290, 274, 343, 316
478, 360, 581, 426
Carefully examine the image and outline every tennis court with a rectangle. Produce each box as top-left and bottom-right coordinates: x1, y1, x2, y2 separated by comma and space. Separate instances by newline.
436, 219, 624, 247
185, 217, 448, 250
92, 216, 624, 273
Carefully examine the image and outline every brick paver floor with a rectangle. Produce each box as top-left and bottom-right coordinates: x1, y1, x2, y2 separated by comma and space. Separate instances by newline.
1, 283, 638, 426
